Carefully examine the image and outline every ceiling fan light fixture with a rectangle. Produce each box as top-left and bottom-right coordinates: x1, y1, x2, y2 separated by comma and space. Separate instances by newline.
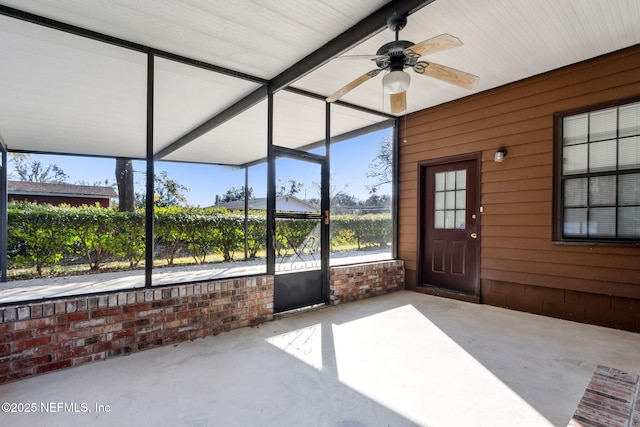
383, 70, 410, 94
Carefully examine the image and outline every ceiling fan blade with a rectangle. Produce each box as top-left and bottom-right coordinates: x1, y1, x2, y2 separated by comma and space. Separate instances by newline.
334, 54, 387, 61
414, 61, 479, 89
326, 69, 382, 103
390, 91, 407, 114
404, 34, 463, 59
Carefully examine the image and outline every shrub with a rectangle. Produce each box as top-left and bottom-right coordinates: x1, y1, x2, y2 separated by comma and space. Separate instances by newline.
155, 206, 189, 265
7, 202, 70, 276
6, 204, 392, 278
246, 214, 266, 259
276, 218, 318, 257
213, 214, 244, 261
113, 211, 146, 268
332, 214, 391, 250
65, 205, 117, 270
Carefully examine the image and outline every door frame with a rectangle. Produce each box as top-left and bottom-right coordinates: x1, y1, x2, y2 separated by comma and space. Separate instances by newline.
416, 152, 482, 302
270, 145, 329, 313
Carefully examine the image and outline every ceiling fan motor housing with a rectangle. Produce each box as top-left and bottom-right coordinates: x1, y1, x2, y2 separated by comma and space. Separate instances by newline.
376, 40, 417, 71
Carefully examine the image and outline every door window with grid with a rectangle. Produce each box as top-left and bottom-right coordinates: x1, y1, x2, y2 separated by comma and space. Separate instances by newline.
434, 169, 466, 230
558, 99, 640, 241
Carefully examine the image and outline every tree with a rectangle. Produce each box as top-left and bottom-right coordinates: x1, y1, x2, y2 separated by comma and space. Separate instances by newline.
277, 179, 304, 197
115, 158, 135, 212
360, 191, 391, 214
366, 134, 393, 192
331, 192, 359, 214
216, 186, 254, 205
9, 153, 69, 183
135, 171, 189, 208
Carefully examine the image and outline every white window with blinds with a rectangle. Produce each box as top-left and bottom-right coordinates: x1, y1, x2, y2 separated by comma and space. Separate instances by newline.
558, 99, 640, 241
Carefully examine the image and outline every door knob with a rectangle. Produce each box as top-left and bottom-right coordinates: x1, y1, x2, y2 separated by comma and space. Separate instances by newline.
470, 232, 478, 239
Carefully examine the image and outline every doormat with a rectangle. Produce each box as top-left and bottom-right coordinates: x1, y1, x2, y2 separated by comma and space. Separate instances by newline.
568, 365, 639, 427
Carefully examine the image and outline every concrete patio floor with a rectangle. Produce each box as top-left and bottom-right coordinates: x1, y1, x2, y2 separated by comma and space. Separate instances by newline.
1, 291, 639, 427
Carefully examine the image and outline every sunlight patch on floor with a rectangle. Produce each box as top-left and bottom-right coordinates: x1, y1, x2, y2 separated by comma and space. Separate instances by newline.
266, 323, 323, 370
332, 304, 554, 426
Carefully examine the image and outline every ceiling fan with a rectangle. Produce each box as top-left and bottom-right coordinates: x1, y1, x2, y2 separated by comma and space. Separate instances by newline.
326, 14, 479, 114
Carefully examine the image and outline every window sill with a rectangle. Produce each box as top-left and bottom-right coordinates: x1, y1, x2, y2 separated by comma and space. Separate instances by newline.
552, 239, 640, 247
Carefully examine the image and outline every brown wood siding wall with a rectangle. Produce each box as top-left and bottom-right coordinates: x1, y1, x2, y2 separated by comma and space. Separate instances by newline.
398, 45, 640, 330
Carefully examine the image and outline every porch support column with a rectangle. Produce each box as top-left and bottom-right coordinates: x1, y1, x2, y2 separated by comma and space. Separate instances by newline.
266, 89, 275, 276
144, 52, 155, 287
244, 166, 249, 261
321, 102, 331, 302
0, 142, 7, 282
392, 118, 399, 259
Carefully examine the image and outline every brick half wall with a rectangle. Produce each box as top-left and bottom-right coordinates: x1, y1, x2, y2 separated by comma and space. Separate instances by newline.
329, 260, 404, 305
482, 279, 640, 332
0, 276, 274, 384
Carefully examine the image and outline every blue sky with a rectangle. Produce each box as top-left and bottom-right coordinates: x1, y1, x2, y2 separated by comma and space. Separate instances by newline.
7, 128, 392, 207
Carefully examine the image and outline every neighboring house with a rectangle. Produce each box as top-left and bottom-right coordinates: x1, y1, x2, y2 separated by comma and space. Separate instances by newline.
217, 196, 318, 213
8, 180, 117, 208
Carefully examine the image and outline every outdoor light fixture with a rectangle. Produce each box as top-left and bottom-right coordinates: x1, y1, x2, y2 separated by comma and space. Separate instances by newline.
494, 148, 507, 162
383, 70, 411, 94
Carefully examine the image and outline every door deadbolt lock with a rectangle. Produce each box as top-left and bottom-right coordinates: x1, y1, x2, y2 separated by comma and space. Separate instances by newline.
470, 232, 478, 239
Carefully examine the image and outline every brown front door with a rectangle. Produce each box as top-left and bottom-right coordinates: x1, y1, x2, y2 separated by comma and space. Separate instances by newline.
420, 156, 480, 296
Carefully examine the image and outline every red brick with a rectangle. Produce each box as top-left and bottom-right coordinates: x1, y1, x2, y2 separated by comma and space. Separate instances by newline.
57, 329, 90, 342
13, 318, 53, 331
108, 312, 136, 323
163, 319, 181, 329
91, 323, 122, 335
139, 308, 164, 318
34, 324, 70, 336
122, 319, 150, 329
177, 309, 199, 320
34, 342, 71, 356
56, 347, 89, 361
123, 302, 150, 313
0, 343, 9, 354
73, 352, 104, 366
111, 329, 135, 339
1, 330, 32, 343
92, 307, 121, 318
0, 361, 12, 375
29, 304, 43, 318
157, 314, 177, 322
2, 369, 34, 383
36, 360, 72, 374
74, 318, 106, 328
92, 341, 116, 352
57, 312, 89, 324
54, 302, 66, 314
14, 336, 51, 351
15, 355, 52, 369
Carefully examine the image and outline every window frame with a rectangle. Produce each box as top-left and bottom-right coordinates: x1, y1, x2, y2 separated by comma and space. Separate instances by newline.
553, 95, 640, 246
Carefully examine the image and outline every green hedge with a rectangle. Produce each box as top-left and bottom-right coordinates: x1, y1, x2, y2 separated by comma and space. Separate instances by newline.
7, 203, 390, 276
331, 214, 392, 250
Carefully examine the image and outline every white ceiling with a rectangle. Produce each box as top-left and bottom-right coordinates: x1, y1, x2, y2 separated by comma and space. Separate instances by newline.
294, 0, 640, 114
0, 0, 639, 166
